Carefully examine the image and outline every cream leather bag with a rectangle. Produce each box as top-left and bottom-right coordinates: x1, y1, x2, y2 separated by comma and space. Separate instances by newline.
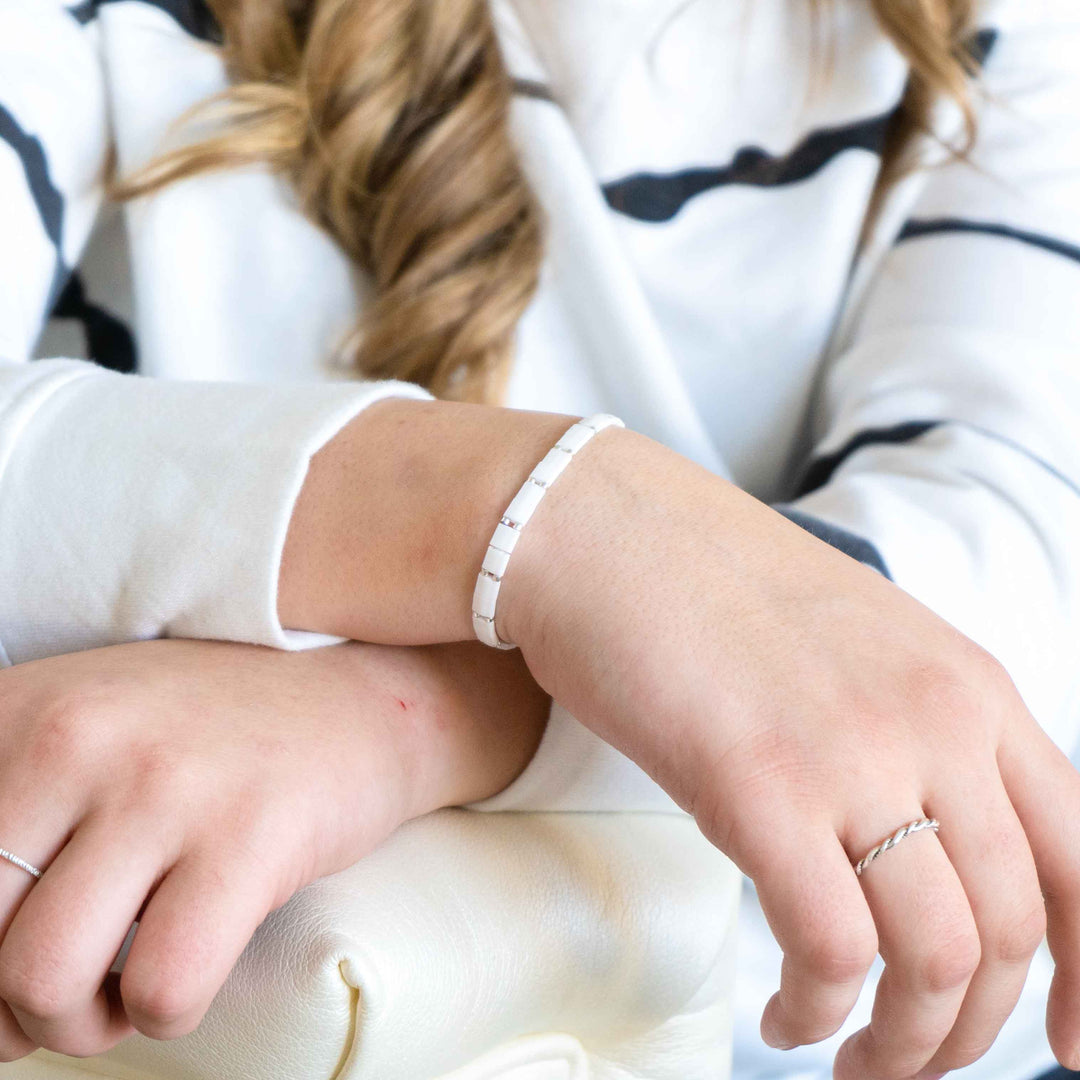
11, 810, 741, 1080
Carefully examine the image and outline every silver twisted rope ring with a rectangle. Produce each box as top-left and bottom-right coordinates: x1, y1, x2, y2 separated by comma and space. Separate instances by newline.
0, 847, 43, 880
854, 818, 940, 877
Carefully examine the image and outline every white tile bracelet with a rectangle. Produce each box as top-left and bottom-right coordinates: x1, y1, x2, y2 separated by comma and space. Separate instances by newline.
471, 414, 624, 649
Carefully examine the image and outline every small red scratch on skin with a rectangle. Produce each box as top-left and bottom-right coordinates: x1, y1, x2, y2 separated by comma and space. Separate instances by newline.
397, 698, 409, 711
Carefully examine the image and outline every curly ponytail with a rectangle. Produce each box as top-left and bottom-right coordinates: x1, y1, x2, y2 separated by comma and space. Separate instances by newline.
117, 0, 543, 404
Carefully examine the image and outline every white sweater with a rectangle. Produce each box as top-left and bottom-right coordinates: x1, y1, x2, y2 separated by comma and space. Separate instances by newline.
2, 1, 1079, 1076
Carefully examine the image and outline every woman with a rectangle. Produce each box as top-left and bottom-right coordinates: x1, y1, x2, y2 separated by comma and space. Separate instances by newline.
1, 0, 1079, 1077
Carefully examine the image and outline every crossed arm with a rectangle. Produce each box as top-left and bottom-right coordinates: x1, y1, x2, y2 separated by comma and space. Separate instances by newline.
6, 4, 1080, 1076
7, 393, 1080, 1080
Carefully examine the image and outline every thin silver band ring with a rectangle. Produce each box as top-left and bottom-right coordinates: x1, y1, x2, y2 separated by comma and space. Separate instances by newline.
854, 818, 940, 877
0, 847, 43, 880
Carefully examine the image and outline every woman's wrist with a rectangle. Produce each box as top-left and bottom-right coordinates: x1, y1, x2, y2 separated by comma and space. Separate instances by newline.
493, 423, 648, 655
344, 639, 549, 822
399, 642, 550, 816
278, 397, 574, 645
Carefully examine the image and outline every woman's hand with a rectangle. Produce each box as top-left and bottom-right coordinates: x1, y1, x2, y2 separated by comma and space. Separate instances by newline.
279, 397, 1080, 1074
495, 426, 1080, 1080
0, 637, 547, 1061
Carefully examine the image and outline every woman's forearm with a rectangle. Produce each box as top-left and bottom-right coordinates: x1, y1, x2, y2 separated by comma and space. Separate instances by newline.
393, 640, 550, 812
0, 633, 550, 1058
278, 397, 573, 644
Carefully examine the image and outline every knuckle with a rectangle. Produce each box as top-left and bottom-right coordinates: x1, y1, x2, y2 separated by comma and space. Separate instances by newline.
905, 659, 985, 725
802, 932, 877, 986
27, 696, 106, 769
118, 745, 185, 805
905, 634, 1019, 716
126, 987, 187, 1028
107, 749, 205, 828
949, 641, 1020, 717
0, 963, 66, 1021
917, 931, 982, 993
937, 1037, 998, 1071
993, 902, 1047, 965
878, 1056, 930, 1080
846, 1030, 927, 1080
787, 1014, 846, 1046
123, 977, 197, 1037
962, 640, 1014, 692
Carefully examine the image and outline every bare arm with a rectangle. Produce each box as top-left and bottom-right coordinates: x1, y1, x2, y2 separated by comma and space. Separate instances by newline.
278, 397, 572, 644
282, 391, 1080, 1080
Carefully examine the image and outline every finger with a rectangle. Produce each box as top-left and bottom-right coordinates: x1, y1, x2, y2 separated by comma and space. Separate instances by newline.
0, 807, 72, 1059
0, 814, 70, 940
120, 852, 276, 1040
0, 813, 165, 1056
835, 815, 981, 1080
921, 783, 1045, 1073
999, 721, 1080, 1070
749, 827, 879, 1049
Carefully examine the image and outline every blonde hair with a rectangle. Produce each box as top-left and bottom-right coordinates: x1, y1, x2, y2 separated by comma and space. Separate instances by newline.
870, 0, 981, 185
116, 0, 981, 403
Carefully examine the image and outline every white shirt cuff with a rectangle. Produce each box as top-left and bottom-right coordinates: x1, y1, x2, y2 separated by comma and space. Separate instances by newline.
0, 359, 432, 665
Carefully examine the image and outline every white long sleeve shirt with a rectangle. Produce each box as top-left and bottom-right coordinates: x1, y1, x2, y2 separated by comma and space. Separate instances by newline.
2, 1, 1079, 1077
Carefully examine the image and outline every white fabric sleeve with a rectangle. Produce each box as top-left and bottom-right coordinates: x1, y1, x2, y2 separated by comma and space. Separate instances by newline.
0, 2, 704, 812
0, 364, 432, 665
0, 2, 437, 665
781, 0, 1080, 756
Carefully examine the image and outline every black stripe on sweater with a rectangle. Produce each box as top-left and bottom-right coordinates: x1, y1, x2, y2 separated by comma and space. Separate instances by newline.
66, 0, 97, 24
512, 79, 557, 104
0, 104, 65, 252
774, 506, 892, 579
964, 27, 1000, 69
0, 102, 70, 310
601, 27, 999, 225
797, 421, 942, 496
67, 0, 219, 41
601, 106, 897, 223
797, 418, 1080, 502
896, 218, 1080, 269
50, 274, 138, 374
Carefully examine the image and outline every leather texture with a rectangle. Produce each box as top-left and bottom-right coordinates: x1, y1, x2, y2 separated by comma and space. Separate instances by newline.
11, 810, 741, 1080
